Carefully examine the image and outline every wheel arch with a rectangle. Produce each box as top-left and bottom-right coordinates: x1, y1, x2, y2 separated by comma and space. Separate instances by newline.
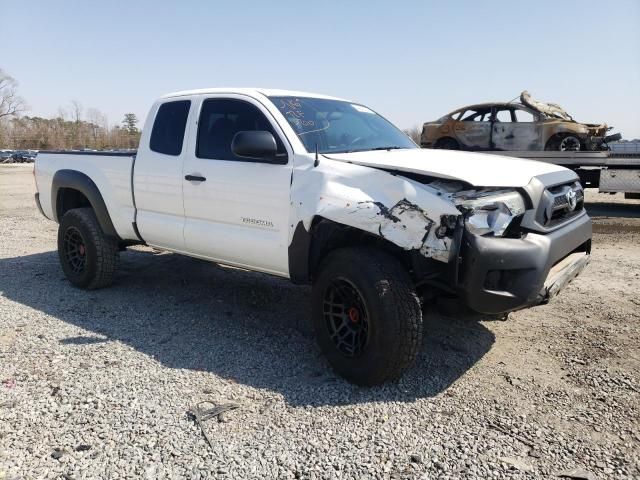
434, 136, 459, 148
288, 216, 439, 285
543, 126, 588, 145
52, 169, 120, 240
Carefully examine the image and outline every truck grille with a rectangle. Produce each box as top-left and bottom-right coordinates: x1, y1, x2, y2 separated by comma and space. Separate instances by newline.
541, 182, 584, 227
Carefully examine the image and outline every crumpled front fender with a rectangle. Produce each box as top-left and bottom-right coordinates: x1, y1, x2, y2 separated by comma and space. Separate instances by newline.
290, 157, 461, 263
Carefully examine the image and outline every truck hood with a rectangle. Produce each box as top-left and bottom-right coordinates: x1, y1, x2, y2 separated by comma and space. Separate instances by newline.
323, 148, 568, 188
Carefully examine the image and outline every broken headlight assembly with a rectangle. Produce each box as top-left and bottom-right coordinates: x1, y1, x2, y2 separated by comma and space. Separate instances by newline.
457, 190, 526, 237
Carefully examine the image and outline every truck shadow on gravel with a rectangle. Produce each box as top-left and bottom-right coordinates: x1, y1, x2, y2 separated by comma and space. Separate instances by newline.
0, 248, 495, 406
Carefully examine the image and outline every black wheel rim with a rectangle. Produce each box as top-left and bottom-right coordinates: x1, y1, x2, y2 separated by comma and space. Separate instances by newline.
63, 226, 87, 274
323, 278, 370, 358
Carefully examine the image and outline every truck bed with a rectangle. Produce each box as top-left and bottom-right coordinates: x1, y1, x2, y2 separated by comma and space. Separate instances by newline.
35, 151, 139, 241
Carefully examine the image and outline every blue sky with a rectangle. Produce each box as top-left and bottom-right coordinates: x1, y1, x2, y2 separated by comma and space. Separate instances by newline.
3, 0, 640, 138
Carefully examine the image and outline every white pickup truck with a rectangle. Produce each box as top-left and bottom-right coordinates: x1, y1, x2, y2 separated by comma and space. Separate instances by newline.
34, 88, 592, 385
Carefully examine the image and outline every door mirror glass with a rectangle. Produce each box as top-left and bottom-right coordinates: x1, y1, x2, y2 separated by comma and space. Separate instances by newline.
231, 131, 280, 161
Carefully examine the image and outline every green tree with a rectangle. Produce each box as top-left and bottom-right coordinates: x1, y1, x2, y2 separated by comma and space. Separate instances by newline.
121, 113, 139, 134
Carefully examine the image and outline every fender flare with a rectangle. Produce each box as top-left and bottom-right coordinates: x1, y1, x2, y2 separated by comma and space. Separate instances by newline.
288, 218, 348, 285
288, 221, 313, 285
51, 169, 120, 239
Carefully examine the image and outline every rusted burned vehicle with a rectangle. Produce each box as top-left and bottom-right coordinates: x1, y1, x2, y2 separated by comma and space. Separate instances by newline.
421, 91, 621, 152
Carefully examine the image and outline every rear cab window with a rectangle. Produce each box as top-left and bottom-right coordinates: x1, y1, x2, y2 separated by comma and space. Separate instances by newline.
150, 100, 191, 155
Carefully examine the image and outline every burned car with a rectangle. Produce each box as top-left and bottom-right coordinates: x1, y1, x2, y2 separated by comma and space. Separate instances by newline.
421, 91, 621, 152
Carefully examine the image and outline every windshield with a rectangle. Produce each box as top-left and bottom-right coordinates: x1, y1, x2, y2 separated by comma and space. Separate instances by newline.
269, 96, 417, 154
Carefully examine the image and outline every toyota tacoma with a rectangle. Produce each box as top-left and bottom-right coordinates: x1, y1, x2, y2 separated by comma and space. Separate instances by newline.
34, 88, 592, 385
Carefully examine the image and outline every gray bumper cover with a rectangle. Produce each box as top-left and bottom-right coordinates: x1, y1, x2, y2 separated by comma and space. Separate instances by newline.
458, 211, 592, 314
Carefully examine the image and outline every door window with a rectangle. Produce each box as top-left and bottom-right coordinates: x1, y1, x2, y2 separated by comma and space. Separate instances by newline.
514, 108, 537, 122
460, 108, 492, 122
452, 109, 465, 120
196, 99, 286, 161
150, 100, 191, 156
494, 108, 514, 122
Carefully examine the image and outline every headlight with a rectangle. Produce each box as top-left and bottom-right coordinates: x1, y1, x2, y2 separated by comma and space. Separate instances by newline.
458, 190, 526, 237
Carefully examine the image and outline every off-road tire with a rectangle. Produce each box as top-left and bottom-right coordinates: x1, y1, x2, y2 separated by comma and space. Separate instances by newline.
57, 208, 119, 289
312, 247, 423, 386
434, 137, 460, 150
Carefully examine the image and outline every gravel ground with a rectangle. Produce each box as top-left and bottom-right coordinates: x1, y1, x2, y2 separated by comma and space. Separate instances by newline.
1, 164, 639, 479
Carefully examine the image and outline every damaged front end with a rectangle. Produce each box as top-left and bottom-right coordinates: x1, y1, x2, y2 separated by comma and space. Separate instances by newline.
290, 153, 591, 314
447, 179, 591, 314
331, 180, 529, 268
396, 181, 591, 315
583, 124, 622, 150
521, 90, 622, 151
454, 189, 527, 237
355, 198, 459, 263
375, 183, 530, 255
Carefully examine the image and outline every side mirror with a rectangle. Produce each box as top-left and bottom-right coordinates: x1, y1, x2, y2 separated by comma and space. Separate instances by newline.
231, 131, 283, 162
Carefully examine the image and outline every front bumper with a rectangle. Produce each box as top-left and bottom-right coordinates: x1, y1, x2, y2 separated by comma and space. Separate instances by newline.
537, 251, 590, 304
457, 212, 592, 314
586, 133, 622, 150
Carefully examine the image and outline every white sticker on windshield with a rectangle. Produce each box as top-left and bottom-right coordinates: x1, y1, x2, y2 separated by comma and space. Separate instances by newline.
352, 104, 375, 114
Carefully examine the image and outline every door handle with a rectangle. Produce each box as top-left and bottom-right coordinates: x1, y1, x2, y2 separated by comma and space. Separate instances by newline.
185, 174, 206, 182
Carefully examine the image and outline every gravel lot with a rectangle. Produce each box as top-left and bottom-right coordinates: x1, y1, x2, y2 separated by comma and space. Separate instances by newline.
1, 164, 639, 479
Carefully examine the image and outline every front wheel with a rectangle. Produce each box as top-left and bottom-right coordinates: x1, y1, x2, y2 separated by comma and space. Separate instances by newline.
312, 248, 423, 386
545, 134, 582, 152
58, 208, 120, 289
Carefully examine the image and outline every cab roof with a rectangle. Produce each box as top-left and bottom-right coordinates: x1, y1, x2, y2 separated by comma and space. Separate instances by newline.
452, 102, 528, 111
161, 88, 348, 102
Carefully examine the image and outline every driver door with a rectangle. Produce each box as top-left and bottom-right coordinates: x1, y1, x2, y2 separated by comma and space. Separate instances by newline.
453, 107, 492, 150
182, 95, 294, 276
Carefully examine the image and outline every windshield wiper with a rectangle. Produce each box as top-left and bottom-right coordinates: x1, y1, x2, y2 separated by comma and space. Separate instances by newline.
369, 146, 404, 151
328, 146, 406, 154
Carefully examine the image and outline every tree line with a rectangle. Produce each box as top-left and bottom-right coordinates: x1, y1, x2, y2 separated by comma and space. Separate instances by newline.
0, 68, 141, 150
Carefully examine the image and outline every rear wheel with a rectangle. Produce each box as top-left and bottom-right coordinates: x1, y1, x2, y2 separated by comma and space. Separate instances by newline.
57, 208, 119, 289
312, 248, 423, 386
434, 137, 460, 150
